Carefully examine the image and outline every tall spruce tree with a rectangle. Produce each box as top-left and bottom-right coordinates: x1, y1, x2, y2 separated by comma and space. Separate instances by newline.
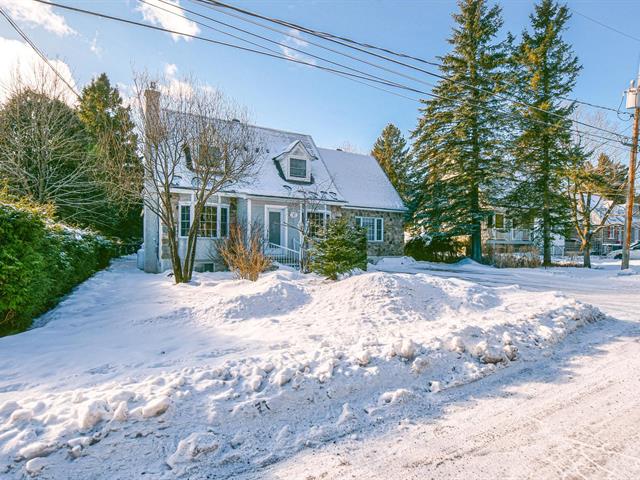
411, 0, 509, 262
510, 0, 581, 266
78, 73, 142, 238
371, 123, 411, 202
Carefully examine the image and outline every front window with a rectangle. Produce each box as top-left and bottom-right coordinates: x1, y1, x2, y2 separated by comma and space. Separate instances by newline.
306, 211, 329, 238
180, 204, 229, 238
199, 206, 218, 238
289, 158, 307, 178
494, 213, 505, 229
356, 216, 383, 242
180, 205, 191, 237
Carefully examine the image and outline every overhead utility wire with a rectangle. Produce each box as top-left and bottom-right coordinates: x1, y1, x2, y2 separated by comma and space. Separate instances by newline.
0, 7, 80, 99
571, 8, 640, 44
34, 0, 426, 95
142, 0, 421, 102
200, 0, 627, 119
167, 0, 630, 151
35, 0, 631, 153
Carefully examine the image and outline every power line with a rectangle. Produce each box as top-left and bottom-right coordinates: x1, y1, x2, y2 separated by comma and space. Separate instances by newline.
200, 0, 626, 118
571, 8, 640, 44
176, 1, 634, 151
34, 0, 426, 95
34, 0, 631, 154
141, 0, 422, 103
0, 7, 80, 100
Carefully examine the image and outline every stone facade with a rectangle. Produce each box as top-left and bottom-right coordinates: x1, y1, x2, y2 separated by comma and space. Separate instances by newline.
338, 208, 405, 257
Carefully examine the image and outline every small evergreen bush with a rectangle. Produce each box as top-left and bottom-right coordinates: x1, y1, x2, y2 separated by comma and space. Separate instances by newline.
0, 198, 116, 336
404, 235, 464, 263
310, 217, 367, 280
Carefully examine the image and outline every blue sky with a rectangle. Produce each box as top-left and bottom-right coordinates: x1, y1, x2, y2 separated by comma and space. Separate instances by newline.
1, 0, 639, 153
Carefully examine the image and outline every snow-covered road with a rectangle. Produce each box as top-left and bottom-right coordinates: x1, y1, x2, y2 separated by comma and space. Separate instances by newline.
245, 260, 640, 480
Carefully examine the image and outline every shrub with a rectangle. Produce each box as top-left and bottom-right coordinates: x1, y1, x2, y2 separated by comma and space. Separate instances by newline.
216, 222, 272, 281
404, 235, 465, 263
483, 245, 542, 268
0, 200, 116, 336
310, 217, 367, 280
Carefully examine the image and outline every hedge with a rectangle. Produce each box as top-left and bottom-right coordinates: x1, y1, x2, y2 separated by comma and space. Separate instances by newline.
0, 201, 116, 336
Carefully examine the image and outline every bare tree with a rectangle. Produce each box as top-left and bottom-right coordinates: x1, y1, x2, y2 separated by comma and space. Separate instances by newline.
132, 73, 261, 283
0, 66, 111, 227
567, 112, 627, 267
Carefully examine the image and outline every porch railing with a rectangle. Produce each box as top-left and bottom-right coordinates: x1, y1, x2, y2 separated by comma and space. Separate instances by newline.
265, 242, 300, 268
487, 228, 532, 242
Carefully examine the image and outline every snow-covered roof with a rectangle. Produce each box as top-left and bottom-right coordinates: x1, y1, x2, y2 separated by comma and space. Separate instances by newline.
162, 111, 404, 210
165, 114, 344, 202
318, 148, 406, 211
589, 194, 640, 226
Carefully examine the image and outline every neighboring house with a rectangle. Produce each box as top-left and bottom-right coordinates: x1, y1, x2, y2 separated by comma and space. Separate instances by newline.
565, 200, 640, 256
482, 210, 565, 256
139, 95, 406, 273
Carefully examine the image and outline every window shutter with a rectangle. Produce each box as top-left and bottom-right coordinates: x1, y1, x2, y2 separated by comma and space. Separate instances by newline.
220, 207, 229, 237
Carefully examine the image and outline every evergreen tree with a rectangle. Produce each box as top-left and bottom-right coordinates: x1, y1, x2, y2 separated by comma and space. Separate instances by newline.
310, 217, 367, 280
371, 123, 411, 202
78, 73, 142, 238
509, 0, 581, 266
411, 0, 509, 262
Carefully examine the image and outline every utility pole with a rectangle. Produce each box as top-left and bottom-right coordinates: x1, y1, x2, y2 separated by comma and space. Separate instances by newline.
622, 75, 640, 270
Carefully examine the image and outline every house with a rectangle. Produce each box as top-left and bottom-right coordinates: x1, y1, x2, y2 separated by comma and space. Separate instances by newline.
139, 91, 406, 273
482, 210, 565, 256
564, 199, 640, 256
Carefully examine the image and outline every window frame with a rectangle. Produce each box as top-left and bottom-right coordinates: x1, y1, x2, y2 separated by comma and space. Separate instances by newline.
289, 157, 308, 179
198, 205, 218, 238
305, 210, 330, 238
355, 215, 384, 243
179, 203, 191, 238
178, 202, 229, 239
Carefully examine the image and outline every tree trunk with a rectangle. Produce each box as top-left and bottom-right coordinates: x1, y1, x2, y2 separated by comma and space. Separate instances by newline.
542, 212, 552, 267
469, 183, 482, 263
583, 239, 591, 268
167, 234, 184, 283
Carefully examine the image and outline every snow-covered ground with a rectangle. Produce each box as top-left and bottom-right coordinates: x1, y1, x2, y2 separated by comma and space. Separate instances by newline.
248, 257, 640, 480
1, 256, 635, 479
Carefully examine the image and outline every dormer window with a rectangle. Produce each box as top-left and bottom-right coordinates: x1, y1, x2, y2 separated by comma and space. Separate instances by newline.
289, 158, 307, 178
274, 140, 313, 183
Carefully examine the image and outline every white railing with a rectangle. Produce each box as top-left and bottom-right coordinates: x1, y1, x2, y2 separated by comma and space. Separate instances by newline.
487, 228, 532, 242
265, 242, 300, 268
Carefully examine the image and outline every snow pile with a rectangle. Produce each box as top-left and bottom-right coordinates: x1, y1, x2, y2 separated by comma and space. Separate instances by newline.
0, 258, 604, 478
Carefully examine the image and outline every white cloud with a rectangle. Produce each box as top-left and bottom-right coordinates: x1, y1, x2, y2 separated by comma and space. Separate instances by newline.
0, 0, 75, 36
279, 28, 316, 65
161, 63, 194, 97
89, 32, 102, 57
136, 0, 200, 42
164, 63, 178, 77
0, 37, 78, 105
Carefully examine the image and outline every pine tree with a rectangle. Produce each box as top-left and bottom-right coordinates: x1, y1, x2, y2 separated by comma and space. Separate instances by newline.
371, 123, 411, 202
411, 0, 509, 262
510, 0, 581, 266
78, 73, 142, 238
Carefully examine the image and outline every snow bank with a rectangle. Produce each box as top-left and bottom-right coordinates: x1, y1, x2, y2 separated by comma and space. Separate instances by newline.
0, 258, 604, 478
